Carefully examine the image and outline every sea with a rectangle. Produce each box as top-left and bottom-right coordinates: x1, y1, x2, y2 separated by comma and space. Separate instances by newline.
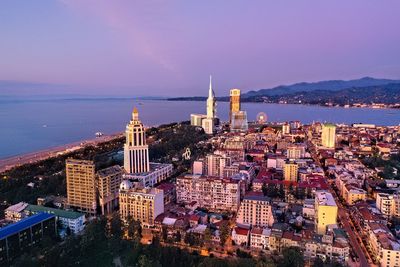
0, 96, 399, 159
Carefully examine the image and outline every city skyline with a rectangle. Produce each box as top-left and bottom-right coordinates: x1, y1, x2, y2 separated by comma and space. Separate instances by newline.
1, 1, 400, 96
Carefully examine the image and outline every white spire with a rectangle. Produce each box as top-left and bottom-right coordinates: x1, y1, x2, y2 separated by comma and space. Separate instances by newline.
209, 75, 214, 98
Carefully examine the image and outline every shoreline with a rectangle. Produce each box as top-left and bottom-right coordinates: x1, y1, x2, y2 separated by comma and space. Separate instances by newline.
0, 132, 123, 173
166, 99, 400, 110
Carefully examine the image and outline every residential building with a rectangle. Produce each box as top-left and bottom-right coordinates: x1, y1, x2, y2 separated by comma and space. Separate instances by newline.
205, 152, 231, 177
321, 124, 336, 148
176, 174, 240, 212
376, 193, 400, 218
236, 192, 274, 227
66, 159, 97, 215
315, 191, 338, 234
368, 222, 400, 267
96, 165, 124, 215
4, 202, 28, 222
119, 181, 164, 227
283, 160, 299, 182
232, 227, 249, 246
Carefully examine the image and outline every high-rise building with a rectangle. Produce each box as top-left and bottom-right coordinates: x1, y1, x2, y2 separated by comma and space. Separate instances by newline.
283, 160, 298, 182
236, 192, 274, 227
321, 123, 336, 148
119, 181, 164, 227
206, 152, 231, 177
315, 191, 338, 234
206, 75, 216, 119
190, 114, 206, 126
96, 165, 124, 215
124, 107, 150, 174
66, 159, 97, 214
231, 111, 248, 132
230, 89, 241, 124
202, 118, 214, 135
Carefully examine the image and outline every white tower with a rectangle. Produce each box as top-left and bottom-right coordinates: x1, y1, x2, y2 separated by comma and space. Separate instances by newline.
206, 75, 216, 119
124, 107, 150, 174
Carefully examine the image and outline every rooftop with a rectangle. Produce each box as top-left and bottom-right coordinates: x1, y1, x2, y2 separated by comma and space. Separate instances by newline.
26, 205, 85, 220
315, 191, 337, 207
0, 213, 55, 240
5, 202, 28, 213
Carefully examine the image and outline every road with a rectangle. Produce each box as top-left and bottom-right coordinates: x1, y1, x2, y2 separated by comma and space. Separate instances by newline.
0, 133, 123, 173
329, 186, 371, 267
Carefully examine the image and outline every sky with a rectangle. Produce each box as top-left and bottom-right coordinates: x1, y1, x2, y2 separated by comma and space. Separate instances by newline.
0, 0, 400, 97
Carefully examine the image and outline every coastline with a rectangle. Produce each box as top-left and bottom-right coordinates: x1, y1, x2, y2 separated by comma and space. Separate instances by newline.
167, 98, 400, 110
0, 132, 123, 173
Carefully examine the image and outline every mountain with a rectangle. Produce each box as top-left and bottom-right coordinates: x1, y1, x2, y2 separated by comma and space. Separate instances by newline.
246, 83, 400, 105
243, 77, 400, 97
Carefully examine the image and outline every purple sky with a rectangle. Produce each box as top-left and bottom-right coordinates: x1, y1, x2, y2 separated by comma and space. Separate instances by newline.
0, 0, 400, 96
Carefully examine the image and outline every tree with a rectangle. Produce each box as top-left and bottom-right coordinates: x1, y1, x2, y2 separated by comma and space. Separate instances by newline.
174, 231, 181, 243
313, 257, 324, 267
278, 247, 304, 267
262, 183, 268, 196
219, 221, 230, 246
204, 227, 212, 245
110, 212, 123, 239
162, 225, 168, 241
127, 216, 142, 242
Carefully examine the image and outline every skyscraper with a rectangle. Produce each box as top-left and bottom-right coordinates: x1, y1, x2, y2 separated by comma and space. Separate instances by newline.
206, 75, 216, 119
230, 89, 241, 124
321, 123, 336, 148
124, 107, 150, 174
66, 159, 97, 214
231, 111, 248, 132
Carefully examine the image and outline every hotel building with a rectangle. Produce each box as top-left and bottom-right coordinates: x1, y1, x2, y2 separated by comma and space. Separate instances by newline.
124, 107, 150, 174
66, 159, 97, 215
230, 89, 241, 125
119, 181, 164, 227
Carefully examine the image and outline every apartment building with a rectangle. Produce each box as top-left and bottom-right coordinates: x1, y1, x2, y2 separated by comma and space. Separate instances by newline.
315, 191, 338, 234
96, 165, 124, 215
376, 193, 400, 218
176, 174, 240, 212
236, 192, 274, 227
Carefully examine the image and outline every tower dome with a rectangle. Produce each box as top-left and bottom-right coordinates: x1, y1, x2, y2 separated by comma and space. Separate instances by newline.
120, 180, 133, 190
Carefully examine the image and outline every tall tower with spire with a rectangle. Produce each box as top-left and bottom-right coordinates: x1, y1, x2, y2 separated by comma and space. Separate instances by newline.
124, 107, 150, 174
206, 75, 216, 119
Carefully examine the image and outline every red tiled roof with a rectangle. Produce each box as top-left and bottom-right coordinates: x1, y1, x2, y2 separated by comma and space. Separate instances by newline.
234, 227, 249, 236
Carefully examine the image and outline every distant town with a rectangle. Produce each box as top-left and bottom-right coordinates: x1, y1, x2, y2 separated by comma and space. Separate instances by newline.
1, 78, 400, 267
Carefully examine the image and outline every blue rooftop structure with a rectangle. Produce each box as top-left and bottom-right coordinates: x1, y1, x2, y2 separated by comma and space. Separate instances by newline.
0, 213, 55, 240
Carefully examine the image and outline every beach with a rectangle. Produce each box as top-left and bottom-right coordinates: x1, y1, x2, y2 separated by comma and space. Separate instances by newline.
0, 132, 123, 173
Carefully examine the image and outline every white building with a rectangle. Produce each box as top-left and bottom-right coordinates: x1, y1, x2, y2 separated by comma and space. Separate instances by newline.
124, 162, 173, 188
4, 202, 28, 222
124, 107, 150, 174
